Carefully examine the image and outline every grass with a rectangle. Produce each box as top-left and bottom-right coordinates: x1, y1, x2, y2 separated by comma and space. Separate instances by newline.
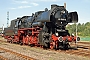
79, 36, 90, 42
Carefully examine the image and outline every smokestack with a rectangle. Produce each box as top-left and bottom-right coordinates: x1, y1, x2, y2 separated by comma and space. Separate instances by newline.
64, 3, 66, 9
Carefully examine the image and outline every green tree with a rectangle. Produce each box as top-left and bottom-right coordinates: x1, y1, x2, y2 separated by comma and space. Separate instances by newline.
66, 22, 90, 37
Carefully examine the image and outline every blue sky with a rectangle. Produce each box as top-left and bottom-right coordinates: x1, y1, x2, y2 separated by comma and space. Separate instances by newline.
0, 0, 90, 27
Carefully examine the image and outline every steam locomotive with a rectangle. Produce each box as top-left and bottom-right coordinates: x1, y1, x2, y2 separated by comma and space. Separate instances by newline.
4, 4, 80, 49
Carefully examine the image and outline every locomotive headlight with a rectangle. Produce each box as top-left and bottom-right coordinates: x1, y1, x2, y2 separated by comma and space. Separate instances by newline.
56, 33, 58, 36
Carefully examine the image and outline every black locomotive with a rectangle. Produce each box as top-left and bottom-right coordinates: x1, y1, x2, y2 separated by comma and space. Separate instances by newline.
4, 4, 80, 49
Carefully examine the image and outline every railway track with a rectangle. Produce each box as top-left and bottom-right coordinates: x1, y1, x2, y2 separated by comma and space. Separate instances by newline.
0, 55, 8, 60
64, 48, 90, 58
75, 41, 90, 48
33, 43, 90, 58
47, 41, 90, 58
58, 42, 90, 58
0, 47, 36, 60
78, 41, 90, 44
0, 39, 90, 59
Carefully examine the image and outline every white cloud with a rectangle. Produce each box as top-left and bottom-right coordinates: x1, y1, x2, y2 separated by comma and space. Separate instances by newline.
40, 0, 57, 2
31, 3, 39, 6
9, 8, 16, 10
9, 6, 31, 10
18, 6, 31, 9
13, 0, 29, 4
20, 1, 28, 4
33, 0, 61, 2
13, 0, 61, 3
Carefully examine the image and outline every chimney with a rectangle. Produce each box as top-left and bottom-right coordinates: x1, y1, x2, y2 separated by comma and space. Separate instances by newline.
64, 3, 66, 9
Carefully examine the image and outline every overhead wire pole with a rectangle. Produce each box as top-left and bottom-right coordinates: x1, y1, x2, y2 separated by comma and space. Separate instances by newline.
7, 11, 9, 27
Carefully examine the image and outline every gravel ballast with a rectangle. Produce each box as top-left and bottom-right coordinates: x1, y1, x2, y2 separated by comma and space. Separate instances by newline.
0, 37, 90, 60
